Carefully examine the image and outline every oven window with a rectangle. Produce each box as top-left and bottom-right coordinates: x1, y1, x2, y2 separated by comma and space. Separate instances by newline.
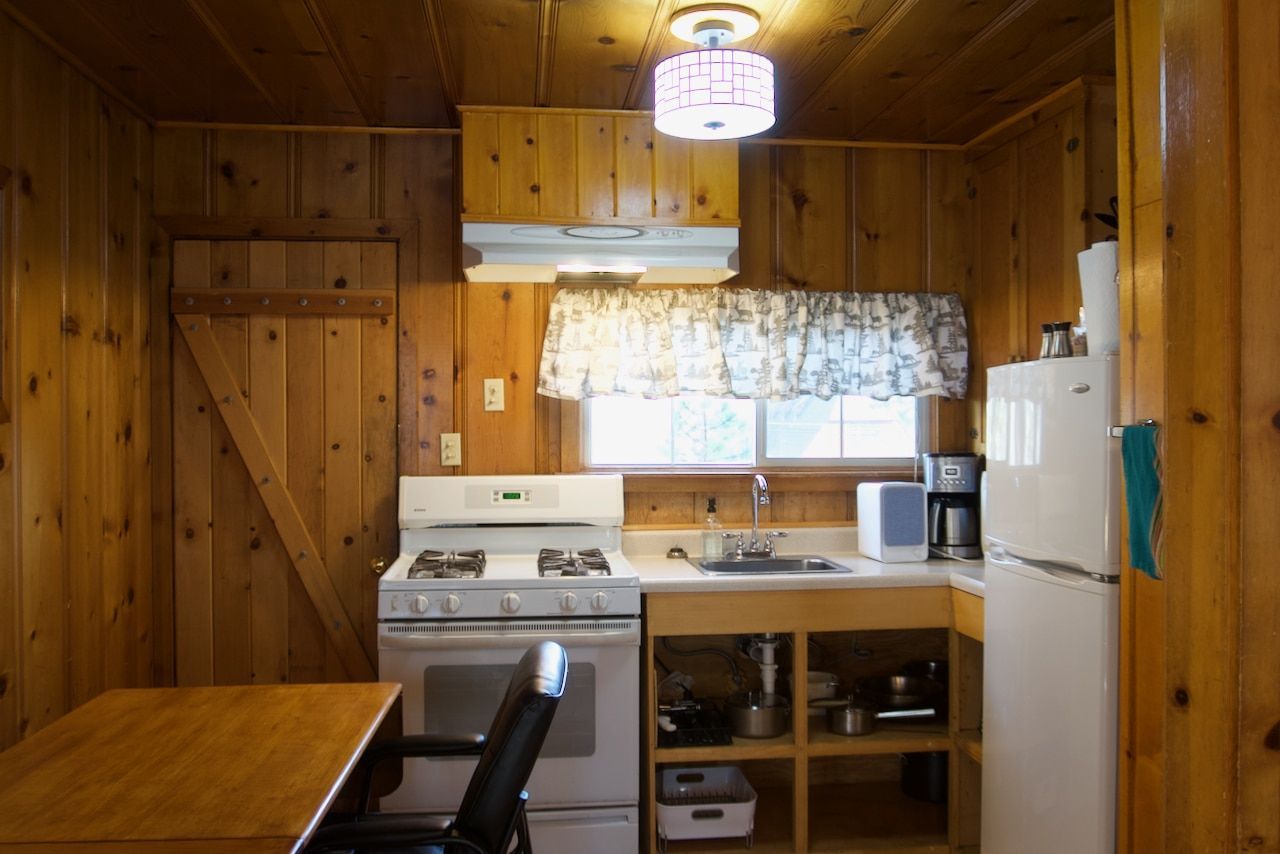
423, 663, 597, 758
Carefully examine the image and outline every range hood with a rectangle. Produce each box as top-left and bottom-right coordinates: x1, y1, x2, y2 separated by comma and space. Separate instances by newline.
461, 222, 739, 285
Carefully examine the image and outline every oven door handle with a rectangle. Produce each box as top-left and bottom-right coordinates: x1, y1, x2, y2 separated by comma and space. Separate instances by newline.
379, 628, 641, 651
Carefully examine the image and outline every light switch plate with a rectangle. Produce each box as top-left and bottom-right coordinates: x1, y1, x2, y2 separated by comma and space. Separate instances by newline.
440, 432, 462, 467
483, 378, 505, 411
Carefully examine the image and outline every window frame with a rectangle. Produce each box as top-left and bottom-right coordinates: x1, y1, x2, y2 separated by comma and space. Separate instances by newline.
578, 394, 931, 472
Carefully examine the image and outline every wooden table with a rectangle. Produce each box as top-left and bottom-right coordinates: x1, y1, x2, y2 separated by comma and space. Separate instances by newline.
0, 683, 401, 852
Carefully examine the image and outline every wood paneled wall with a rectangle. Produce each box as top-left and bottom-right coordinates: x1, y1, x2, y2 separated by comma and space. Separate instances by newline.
153, 128, 975, 534
0, 14, 154, 748
1115, 2, 1165, 849
1117, 2, 1280, 850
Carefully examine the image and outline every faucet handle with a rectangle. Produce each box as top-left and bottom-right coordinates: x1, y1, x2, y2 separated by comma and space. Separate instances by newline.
723, 531, 745, 557
764, 530, 788, 557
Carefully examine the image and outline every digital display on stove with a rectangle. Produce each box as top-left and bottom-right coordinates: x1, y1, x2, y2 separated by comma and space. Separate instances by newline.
490, 488, 531, 504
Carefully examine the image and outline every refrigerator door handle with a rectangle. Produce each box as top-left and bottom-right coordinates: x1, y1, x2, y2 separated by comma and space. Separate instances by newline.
988, 547, 1120, 586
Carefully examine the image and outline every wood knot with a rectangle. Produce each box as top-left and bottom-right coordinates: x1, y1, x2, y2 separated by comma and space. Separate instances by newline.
249, 536, 261, 550
364, 453, 373, 462
419, 440, 429, 449
530, 183, 540, 193
27, 374, 37, 395
1264, 721, 1280, 751
185, 527, 195, 539
268, 329, 278, 341
333, 276, 347, 289
126, 586, 135, 604
1166, 223, 1174, 238
423, 395, 436, 406
423, 368, 437, 379
509, 371, 519, 382
967, 186, 977, 199
846, 26, 868, 36
1174, 687, 1190, 706
645, 141, 653, 150
0, 453, 5, 472
525, 137, 534, 145
196, 405, 205, 414
343, 535, 354, 546
0, 674, 7, 698
219, 161, 236, 183
343, 161, 357, 173
1271, 410, 1280, 431
19, 172, 32, 196
501, 288, 512, 301
598, 35, 615, 44
1190, 409, 1209, 424
123, 420, 132, 442
378, 394, 387, 403
331, 442, 340, 450
490, 153, 499, 163
376, 224, 390, 235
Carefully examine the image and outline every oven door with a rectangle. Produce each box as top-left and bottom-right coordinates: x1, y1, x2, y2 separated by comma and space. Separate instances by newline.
377, 618, 640, 813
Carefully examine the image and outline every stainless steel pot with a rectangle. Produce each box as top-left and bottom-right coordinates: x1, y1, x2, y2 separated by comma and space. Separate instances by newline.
815, 697, 937, 736
725, 691, 790, 738
855, 675, 944, 711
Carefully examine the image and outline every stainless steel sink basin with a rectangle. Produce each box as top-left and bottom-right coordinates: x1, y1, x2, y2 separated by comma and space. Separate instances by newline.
693, 555, 853, 575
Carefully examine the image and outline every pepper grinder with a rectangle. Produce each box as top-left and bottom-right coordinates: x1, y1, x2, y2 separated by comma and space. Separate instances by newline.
1049, 321, 1074, 357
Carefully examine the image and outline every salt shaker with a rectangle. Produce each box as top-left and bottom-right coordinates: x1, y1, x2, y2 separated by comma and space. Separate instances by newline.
1039, 323, 1054, 359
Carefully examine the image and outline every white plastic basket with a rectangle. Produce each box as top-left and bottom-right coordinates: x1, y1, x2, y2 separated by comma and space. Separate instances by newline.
656, 766, 757, 851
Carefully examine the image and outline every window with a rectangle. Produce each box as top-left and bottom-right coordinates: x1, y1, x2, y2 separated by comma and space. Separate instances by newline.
584, 394, 922, 468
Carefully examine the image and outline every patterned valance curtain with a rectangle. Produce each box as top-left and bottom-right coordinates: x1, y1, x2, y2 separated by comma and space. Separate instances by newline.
537, 288, 968, 401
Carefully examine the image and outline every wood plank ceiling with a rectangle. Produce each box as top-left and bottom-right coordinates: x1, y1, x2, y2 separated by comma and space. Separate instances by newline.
0, 0, 1115, 143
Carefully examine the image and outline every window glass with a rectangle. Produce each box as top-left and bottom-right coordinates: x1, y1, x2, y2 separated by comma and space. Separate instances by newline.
586, 394, 919, 467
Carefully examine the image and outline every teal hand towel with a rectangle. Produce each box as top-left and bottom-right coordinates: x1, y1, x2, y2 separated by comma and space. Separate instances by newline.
1121, 424, 1163, 579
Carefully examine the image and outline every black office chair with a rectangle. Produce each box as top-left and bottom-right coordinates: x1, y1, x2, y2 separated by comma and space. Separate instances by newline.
308, 641, 568, 854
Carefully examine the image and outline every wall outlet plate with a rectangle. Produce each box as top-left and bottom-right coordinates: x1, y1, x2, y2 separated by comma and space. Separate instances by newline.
440, 432, 462, 467
483, 378, 505, 411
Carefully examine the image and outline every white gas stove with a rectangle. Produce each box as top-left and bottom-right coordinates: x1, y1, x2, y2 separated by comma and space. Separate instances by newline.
377, 474, 641, 853
378, 474, 641, 621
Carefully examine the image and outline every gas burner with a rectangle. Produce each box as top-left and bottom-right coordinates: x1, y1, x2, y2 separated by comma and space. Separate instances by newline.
409, 549, 486, 579
538, 547, 612, 577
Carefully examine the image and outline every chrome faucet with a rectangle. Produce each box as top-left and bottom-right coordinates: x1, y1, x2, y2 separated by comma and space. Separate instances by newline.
748, 474, 771, 555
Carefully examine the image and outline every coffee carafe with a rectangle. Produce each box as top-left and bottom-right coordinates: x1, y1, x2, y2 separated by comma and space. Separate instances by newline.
923, 453, 982, 559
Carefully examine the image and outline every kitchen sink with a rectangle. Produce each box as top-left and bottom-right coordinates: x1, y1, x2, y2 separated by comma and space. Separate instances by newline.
693, 555, 853, 575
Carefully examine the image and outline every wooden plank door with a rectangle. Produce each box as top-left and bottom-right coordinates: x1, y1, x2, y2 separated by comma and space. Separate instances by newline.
170, 239, 397, 684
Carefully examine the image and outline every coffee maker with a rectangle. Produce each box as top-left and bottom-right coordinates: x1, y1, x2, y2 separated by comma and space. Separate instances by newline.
923, 453, 982, 559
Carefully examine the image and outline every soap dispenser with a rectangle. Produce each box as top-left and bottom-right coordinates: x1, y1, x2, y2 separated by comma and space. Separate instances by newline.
702, 497, 723, 559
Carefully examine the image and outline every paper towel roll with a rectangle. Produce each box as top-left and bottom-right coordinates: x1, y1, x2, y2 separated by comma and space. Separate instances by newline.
1077, 241, 1120, 354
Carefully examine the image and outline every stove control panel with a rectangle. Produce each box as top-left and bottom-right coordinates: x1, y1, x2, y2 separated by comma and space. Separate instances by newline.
380, 585, 641, 620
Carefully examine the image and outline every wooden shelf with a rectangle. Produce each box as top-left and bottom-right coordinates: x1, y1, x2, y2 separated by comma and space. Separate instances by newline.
956, 729, 983, 764
656, 733, 797, 763
807, 724, 950, 757
659, 786, 792, 853
808, 781, 948, 853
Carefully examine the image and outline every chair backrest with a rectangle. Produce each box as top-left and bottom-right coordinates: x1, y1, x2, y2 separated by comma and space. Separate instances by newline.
451, 641, 568, 853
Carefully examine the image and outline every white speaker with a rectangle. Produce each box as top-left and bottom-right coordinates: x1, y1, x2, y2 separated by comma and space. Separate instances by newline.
856, 482, 928, 563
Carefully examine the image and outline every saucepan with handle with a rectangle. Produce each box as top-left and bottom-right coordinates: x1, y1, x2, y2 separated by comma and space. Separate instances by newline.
812, 697, 937, 736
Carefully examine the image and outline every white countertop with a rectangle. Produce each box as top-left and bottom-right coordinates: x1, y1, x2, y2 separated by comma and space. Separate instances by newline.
622, 528, 985, 597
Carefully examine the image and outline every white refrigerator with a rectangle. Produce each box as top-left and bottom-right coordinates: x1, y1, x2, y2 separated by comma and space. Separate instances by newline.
981, 354, 1120, 854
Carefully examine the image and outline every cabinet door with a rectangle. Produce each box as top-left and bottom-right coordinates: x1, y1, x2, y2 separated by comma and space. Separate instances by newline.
1018, 111, 1083, 352
970, 141, 1019, 447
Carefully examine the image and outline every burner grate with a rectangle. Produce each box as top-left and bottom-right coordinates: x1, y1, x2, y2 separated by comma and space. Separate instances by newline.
537, 547, 612, 577
409, 549, 486, 579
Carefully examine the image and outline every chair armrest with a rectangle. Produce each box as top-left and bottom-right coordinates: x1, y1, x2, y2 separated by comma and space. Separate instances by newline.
363, 733, 487, 763
307, 815, 484, 853
352, 733, 487, 814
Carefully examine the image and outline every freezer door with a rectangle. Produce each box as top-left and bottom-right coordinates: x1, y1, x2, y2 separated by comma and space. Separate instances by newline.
981, 557, 1118, 854
985, 355, 1120, 575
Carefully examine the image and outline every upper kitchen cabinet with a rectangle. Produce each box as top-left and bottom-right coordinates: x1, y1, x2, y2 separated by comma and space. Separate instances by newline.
460, 107, 739, 225
966, 80, 1117, 449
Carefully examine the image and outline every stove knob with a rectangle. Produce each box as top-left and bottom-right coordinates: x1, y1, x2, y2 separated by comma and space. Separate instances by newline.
442, 593, 462, 615
501, 592, 522, 614
590, 591, 610, 612
559, 591, 579, 613
409, 594, 431, 615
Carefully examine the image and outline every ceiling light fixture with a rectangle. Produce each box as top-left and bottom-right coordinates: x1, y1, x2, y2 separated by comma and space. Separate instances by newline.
654, 5, 774, 141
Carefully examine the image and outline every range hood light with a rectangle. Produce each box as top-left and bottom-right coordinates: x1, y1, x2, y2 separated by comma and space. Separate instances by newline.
557, 264, 648, 275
